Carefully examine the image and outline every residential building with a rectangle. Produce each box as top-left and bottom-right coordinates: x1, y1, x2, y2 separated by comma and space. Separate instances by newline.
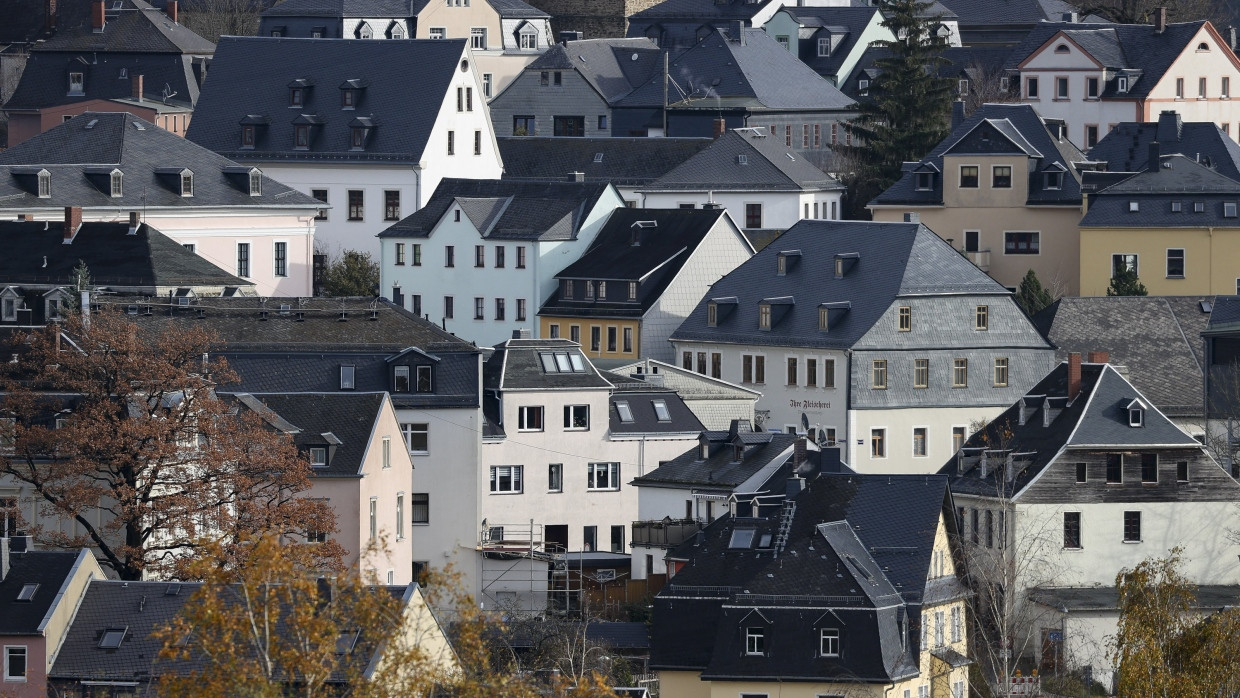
538, 207, 754, 362
1079, 151, 1240, 296
377, 178, 624, 347
497, 136, 712, 204
1006, 16, 1240, 150
520, 0, 659, 40
626, 0, 787, 52
670, 219, 1055, 472
637, 128, 845, 235
185, 37, 503, 257
257, 0, 555, 97
0, 541, 103, 698
614, 358, 760, 430
943, 354, 1240, 689
0, 112, 321, 296
763, 6, 896, 87
652, 473, 970, 698
870, 103, 1089, 293
935, 0, 1092, 47
2, 0, 211, 146
1204, 296, 1240, 433
1087, 110, 1240, 182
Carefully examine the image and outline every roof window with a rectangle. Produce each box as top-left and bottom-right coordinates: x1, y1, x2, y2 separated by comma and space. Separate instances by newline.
109, 170, 123, 197
834, 252, 859, 278
729, 528, 756, 548
652, 399, 670, 422
99, 627, 128, 649
538, 351, 586, 373
1226, 202, 1238, 218
615, 400, 633, 423
776, 250, 801, 276
37, 170, 50, 198
915, 171, 934, 190
180, 170, 193, 197
16, 583, 38, 601
340, 365, 356, 390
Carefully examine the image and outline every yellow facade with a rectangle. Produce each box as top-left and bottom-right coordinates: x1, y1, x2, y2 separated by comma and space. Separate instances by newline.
539, 315, 642, 360
1079, 225, 1240, 296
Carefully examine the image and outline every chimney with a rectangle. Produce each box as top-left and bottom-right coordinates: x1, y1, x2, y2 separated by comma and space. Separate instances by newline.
0, 537, 8, 582
793, 437, 807, 470
131, 74, 144, 102
785, 476, 805, 498
951, 100, 966, 131
568, 171, 584, 182
1154, 6, 1167, 33
511, 328, 531, 339
1068, 352, 1082, 401
712, 117, 727, 139
1230, 25, 1237, 51
44, 0, 58, 34
730, 20, 745, 45
128, 211, 140, 234
1088, 351, 1109, 364
166, 0, 178, 23
91, 0, 105, 32
1148, 141, 1161, 172
904, 212, 920, 223
64, 206, 82, 241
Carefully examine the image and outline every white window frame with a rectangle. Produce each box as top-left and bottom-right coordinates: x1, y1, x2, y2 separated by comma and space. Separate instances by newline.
396, 492, 405, 540
490, 465, 523, 493
518, 405, 544, 432
587, 462, 620, 491
563, 404, 589, 430
402, 422, 428, 454
819, 628, 839, 657
3, 645, 27, 682
744, 627, 765, 655
912, 426, 928, 458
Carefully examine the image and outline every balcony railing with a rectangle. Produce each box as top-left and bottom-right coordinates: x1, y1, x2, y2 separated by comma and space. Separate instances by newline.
966, 249, 991, 272
631, 518, 703, 548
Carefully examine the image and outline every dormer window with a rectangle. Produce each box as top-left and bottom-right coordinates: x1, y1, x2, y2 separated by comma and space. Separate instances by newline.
349, 117, 373, 149
1045, 171, 1063, 190
342, 89, 356, 108
916, 172, 933, 190
295, 124, 310, 149
818, 37, 831, 57
249, 169, 262, 196
290, 88, 303, 107
699, 441, 709, 459
417, 365, 432, 392
69, 72, 84, 95
310, 447, 327, 466
37, 170, 50, 198
394, 366, 410, 392
820, 628, 840, 657
1129, 201, 1139, 212
745, 626, 765, 655
777, 255, 787, 275
758, 303, 771, 330
1117, 76, 1128, 93
707, 302, 717, 326
834, 252, 858, 278
517, 24, 538, 49
110, 170, 123, 197
819, 306, 829, 330
819, 301, 850, 331
241, 125, 255, 148
180, 171, 193, 197
562, 279, 573, 299
357, 22, 373, 39
628, 281, 637, 300
585, 281, 595, 299
340, 365, 356, 390
1128, 399, 1146, 427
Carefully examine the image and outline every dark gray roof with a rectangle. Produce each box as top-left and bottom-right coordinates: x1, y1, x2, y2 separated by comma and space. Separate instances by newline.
261, 0, 415, 17
497, 137, 713, 187
486, 338, 613, 391
484, 0, 550, 18
1032, 296, 1211, 417
1081, 155, 1240, 228
616, 29, 855, 111
523, 39, 663, 104
186, 37, 469, 163
940, 0, 1095, 28
871, 103, 1087, 207
0, 113, 320, 211
541, 208, 744, 318
1087, 112, 1240, 182
670, 221, 1009, 350
0, 221, 248, 290
585, 621, 650, 650
1207, 296, 1240, 332
632, 430, 795, 488
643, 129, 843, 192
777, 7, 885, 80
377, 178, 616, 241
1030, 584, 1240, 612
0, 549, 83, 635
608, 391, 703, 435
32, 0, 215, 53
241, 393, 386, 476
6, 46, 207, 112
631, 0, 779, 20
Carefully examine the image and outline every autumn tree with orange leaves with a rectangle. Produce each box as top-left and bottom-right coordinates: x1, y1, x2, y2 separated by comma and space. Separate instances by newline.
0, 308, 341, 580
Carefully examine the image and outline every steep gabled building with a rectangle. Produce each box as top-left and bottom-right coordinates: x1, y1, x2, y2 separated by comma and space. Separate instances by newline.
762, 6, 896, 87
1086, 110, 1240, 182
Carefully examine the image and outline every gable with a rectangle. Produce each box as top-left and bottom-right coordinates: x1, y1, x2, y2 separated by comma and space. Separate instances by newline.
1019, 31, 1107, 70
1155, 23, 1240, 91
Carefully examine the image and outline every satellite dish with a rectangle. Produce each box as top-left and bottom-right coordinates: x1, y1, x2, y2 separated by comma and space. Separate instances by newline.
800, 413, 810, 434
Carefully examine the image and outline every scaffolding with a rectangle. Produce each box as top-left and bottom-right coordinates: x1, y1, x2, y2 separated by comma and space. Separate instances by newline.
476, 520, 584, 616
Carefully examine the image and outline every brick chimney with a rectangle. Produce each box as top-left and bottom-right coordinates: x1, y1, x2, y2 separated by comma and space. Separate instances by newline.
1088, 351, 1109, 364
1148, 141, 1161, 172
128, 211, 140, 234
1068, 352, 1082, 401
64, 206, 82, 241
793, 436, 807, 470
951, 100, 966, 131
131, 74, 144, 102
712, 117, 726, 139
44, 0, 58, 34
1154, 6, 1167, 33
166, 0, 178, 23
91, 0, 105, 32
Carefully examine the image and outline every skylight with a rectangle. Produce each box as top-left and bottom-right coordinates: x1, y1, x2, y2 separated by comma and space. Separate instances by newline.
16, 583, 38, 602
616, 400, 634, 423
538, 351, 586, 373
99, 628, 128, 649
729, 529, 756, 549
335, 631, 360, 654
652, 399, 671, 422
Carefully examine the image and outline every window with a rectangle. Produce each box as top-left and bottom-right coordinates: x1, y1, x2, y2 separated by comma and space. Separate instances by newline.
913, 427, 927, 457
653, 400, 671, 422
447, 130, 455, 155
1167, 249, 1185, 277
548, 463, 563, 492
872, 359, 887, 389
950, 359, 967, 387
683, 351, 693, 370
818, 37, 831, 56
570, 325, 580, 343
914, 359, 929, 388
758, 304, 771, 330
384, 190, 401, 220
518, 406, 543, 431
294, 124, 311, 149
1106, 453, 1122, 483
348, 190, 364, 220
4, 646, 26, 682
312, 189, 328, 220
607, 327, 617, 352
395, 243, 406, 266
1085, 124, 1099, 148
786, 357, 798, 385
992, 166, 1012, 188
1228, 202, 1238, 218
69, 71, 84, 95
236, 242, 250, 277
624, 327, 634, 353
513, 115, 535, 136
1113, 253, 1138, 277
396, 494, 405, 537
443, 296, 453, 318
745, 627, 765, 655
110, 170, 123, 197
806, 358, 818, 387
473, 297, 484, 319
519, 30, 537, 49
1124, 511, 1141, 542
916, 172, 933, 190
274, 241, 287, 277
310, 447, 327, 467
490, 465, 523, 493
1176, 77, 1185, 98
474, 130, 482, 155
563, 405, 589, 430
1004, 231, 1039, 254
935, 610, 944, 647
516, 246, 526, 268
1086, 76, 1099, 98
820, 628, 840, 656
871, 428, 886, 458
494, 297, 504, 320
1195, 201, 1206, 213
1026, 76, 1038, 98
611, 525, 625, 553
951, 606, 962, 643
583, 525, 597, 552
590, 326, 601, 352
516, 298, 526, 322
755, 355, 765, 383
1076, 462, 1087, 483
738, 203, 763, 229
429, 27, 444, 39
403, 423, 428, 454
858, 79, 869, 95
483, 73, 493, 97
1117, 75, 1128, 92
953, 427, 966, 452
470, 27, 487, 48
823, 359, 835, 388
1141, 453, 1158, 483
1200, 76, 1208, 98
587, 462, 620, 491
1055, 76, 1068, 99
1045, 171, 1063, 190
974, 305, 989, 330
369, 498, 377, 541
554, 116, 585, 137
1224, 76, 1231, 98
898, 306, 911, 331
411, 294, 421, 316
179, 171, 194, 197
993, 358, 1009, 387
959, 166, 978, 188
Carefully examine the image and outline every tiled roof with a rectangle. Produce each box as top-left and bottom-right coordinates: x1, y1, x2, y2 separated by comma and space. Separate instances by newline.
1087, 112, 1240, 182
239, 393, 386, 477
585, 621, 649, 650
0, 113, 320, 211
0, 549, 84, 635
1080, 155, 1240, 228
1033, 296, 1211, 417
642, 129, 843, 192
524, 39, 662, 103
670, 221, 1008, 350
33, 0, 215, 53
377, 178, 616, 241
262, 0, 415, 17
1207, 296, 1240, 331
497, 137, 713, 187
186, 37, 468, 163
632, 430, 795, 488
1030, 584, 1240, 612
6, 47, 206, 112
608, 391, 704, 435
486, 338, 613, 391
616, 29, 855, 111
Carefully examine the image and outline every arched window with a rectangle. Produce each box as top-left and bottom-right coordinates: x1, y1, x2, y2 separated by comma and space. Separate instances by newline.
37, 170, 50, 198
110, 170, 123, 197
1054, 43, 1069, 53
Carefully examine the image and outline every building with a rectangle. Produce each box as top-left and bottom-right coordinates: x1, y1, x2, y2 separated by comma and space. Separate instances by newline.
185, 36, 503, 257
935, 0, 1091, 47
377, 178, 624, 348
943, 354, 1240, 688
521, 0, 660, 40
1087, 110, 1240, 182
870, 103, 1089, 294
1078, 151, 1240, 296
1005, 16, 1240, 150
0, 541, 102, 698
670, 219, 1056, 472
614, 358, 759, 430
652, 473, 970, 698
637, 128, 845, 234
626, 0, 787, 52
762, 6, 895, 87
2, 0, 211, 146
538, 207, 754, 362
0, 112, 321, 296
1204, 296, 1240, 431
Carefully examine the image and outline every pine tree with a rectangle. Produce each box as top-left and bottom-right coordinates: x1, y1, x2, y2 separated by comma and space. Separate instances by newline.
1107, 268, 1149, 296
839, 0, 955, 218
1015, 269, 1054, 315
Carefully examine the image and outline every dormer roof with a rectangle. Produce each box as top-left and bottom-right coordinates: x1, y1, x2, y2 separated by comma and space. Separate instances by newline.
237, 393, 389, 477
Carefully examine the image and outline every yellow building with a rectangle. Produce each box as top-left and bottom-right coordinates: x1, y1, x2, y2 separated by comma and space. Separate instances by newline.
1079, 151, 1240, 296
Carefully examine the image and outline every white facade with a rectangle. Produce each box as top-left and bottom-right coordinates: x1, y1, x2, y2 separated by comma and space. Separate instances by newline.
637, 189, 843, 231
850, 404, 1007, 474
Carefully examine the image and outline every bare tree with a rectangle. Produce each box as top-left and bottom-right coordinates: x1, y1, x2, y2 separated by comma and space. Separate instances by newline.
180, 0, 265, 42
1075, 0, 1229, 26
961, 60, 1020, 117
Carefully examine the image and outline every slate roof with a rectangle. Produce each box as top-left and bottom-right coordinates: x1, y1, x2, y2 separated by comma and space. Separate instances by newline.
870, 103, 1087, 207
186, 37, 469, 163
1080, 155, 1240, 228
776, 7, 886, 80
1207, 296, 1240, 332
485, 338, 613, 391
939, 0, 1097, 29
241, 393, 386, 477
540, 208, 743, 318
32, 0, 215, 54
523, 39, 663, 104
0, 113, 320, 211
497, 137, 712, 187
1086, 112, 1240, 182
670, 220, 1009, 350
1032, 296, 1212, 417
616, 29, 855, 111
631, 430, 794, 488
943, 362, 1202, 498
483, 0, 550, 19
261, 0, 416, 17
630, 0, 778, 20
0, 221, 249, 290
608, 390, 704, 435
642, 128, 843, 192
0, 549, 84, 636
377, 178, 616, 241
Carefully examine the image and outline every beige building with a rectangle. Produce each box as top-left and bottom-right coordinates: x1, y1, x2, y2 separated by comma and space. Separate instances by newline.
871, 103, 1088, 294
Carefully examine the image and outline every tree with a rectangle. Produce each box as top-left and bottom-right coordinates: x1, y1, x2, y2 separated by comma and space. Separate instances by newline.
322, 250, 379, 298
1015, 269, 1055, 316
0, 309, 340, 580
1075, 0, 1226, 25
960, 59, 1020, 117
1106, 268, 1148, 296
179, 0, 263, 43
839, 0, 956, 218
1111, 549, 1240, 696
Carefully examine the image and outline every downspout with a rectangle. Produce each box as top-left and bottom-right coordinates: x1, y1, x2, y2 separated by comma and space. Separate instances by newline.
845, 349, 854, 467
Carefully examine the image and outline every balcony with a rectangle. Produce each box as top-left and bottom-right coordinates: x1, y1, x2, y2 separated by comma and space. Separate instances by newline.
966, 249, 990, 272
632, 518, 703, 548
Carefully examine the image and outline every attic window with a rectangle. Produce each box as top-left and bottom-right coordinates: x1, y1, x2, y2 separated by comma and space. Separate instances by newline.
340, 365, 356, 390
820, 628, 840, 657
290, 87, 304, 107
1055, 43, 1069, 53
351, 126, 368, 150
915, 172, 933, 190
295, 124, 311, 149
819, 306, 829, 331
16, 583, 38, 602
249, 170, 262, 196
1128, 400, 1146, 427
1117, 76, 1128, 93
777, 255, 787, 276
1226, 202, 1238, 218
241, 125, 255, 148
310, 447, 327, 466
358, 22, 373, 39
818, 37, 831, 57
652, 399, 671, 422
69, 72, 84, 95
737, 154, 748, 165
593, 152, 604, 163
1198, 41, 1210, 51
616, 400, 633, 423
1195, 201, 1205, 213
729, 528, 756, 548
342, 89, 356, 108
110, 170, 123, 197
180, 171, 194, 197
1128, 201, 1139, 212
37, 170, 50, 198
539, 351, 585, 373
1172, 201, 1183, 212
858, 79, 869, 96
758, 303, 771, 330
1045, 171, 1063, 190
99, 628, 127, 649
707, 302, 717, 326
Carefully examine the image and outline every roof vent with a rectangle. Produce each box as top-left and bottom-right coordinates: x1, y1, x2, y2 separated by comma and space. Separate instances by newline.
84, 119, 98, 130
634, 220, 657, 228
593, 152, 604, 163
